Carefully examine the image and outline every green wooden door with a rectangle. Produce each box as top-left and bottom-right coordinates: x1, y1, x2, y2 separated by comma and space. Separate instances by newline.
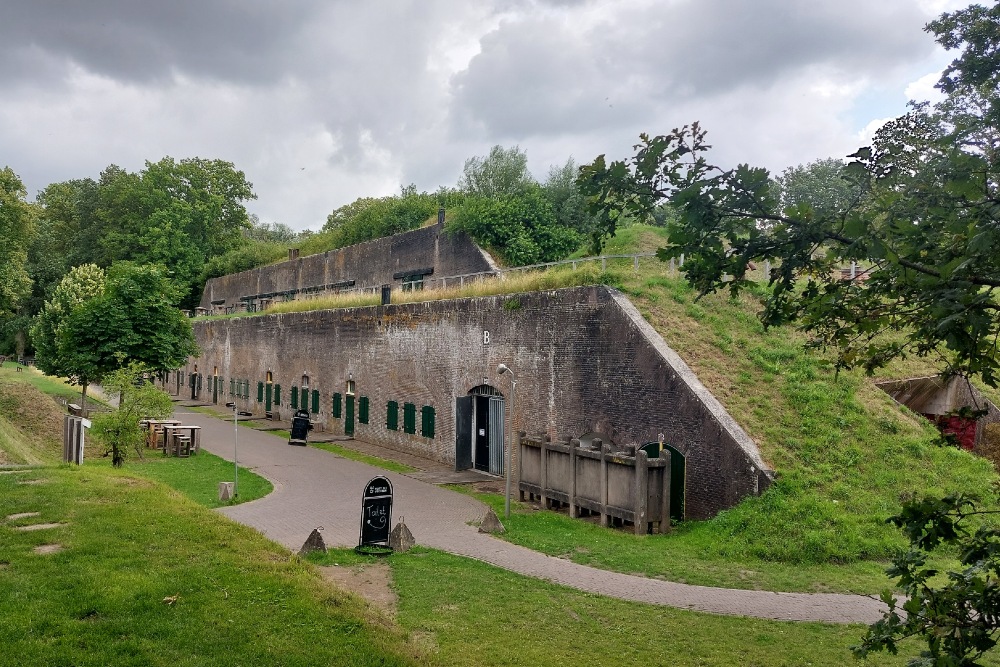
265, 383, 272, 412
345, 395, 355, 436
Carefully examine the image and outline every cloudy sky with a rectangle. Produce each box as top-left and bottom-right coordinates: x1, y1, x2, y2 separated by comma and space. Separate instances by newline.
0, 0, 970, 231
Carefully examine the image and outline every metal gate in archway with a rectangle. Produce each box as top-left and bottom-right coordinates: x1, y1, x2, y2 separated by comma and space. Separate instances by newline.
640, 441, 686, 522
455, 385, 505, 475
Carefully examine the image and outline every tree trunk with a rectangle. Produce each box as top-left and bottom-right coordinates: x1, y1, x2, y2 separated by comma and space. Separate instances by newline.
14, 329, 26, 359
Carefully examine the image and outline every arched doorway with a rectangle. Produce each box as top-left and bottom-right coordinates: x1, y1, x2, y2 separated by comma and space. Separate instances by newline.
641, 441, 686, 522
455, 385, 505, 474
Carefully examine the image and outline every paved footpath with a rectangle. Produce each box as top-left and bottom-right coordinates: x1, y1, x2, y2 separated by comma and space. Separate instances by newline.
179, 408, 889, 624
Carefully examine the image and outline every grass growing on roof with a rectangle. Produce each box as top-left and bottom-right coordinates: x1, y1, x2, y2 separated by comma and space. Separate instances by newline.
198, 264, 628, 320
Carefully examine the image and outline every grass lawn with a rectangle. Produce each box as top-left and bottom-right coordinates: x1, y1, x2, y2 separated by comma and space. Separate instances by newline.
0, 466, 417, 667
452, 487, 900, 594
306, 547, 916, 667
90, 449, 273, 508
311, 442, 417, 473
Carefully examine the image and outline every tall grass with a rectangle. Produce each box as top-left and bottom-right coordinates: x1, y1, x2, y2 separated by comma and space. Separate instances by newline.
219, 264, 625, 319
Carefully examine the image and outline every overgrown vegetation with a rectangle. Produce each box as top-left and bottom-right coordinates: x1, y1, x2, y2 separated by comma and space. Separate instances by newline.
203, 263, 625, 319
89, 363, 175, 467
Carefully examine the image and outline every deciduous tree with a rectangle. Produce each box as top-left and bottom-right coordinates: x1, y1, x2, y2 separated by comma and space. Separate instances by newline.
579, 2, 1000, 388
0, 167, 36, 321
90, 361, 173, 467
31, 264, 106, 410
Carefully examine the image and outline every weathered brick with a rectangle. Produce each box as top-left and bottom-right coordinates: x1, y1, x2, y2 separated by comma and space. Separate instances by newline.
181, 285, 772, 519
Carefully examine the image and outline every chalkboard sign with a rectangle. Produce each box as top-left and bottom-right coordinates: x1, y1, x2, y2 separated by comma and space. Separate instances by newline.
358, 476, 393, 550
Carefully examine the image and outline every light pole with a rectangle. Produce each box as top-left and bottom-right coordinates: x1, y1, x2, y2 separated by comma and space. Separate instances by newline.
497, 363, 516, 518
233, 403, 240, 499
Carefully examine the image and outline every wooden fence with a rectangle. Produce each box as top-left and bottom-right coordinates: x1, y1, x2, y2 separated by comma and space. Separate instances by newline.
518, 434, 671, 535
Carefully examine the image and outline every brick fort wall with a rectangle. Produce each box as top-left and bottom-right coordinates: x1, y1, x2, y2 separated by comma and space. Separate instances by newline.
182, 285, 772, 519
199, 222, 497, 310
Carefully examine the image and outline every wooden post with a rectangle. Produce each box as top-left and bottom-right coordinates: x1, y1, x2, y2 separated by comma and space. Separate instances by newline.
660, 450, 672, 534
569, 438, 579, 518
598, 438, 608, 527
635, 450, 649, 535
63, 415, 71, 463
540, 435, 549, 509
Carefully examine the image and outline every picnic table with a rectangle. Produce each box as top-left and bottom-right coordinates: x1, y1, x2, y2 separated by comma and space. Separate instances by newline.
141, 419, 183, 450
162, 424, 202, 457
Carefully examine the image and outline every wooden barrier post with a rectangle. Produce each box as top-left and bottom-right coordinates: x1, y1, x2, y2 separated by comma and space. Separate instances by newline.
569, 438, 579, 518
539, 434, 550, 509
660, 450, 672, 534
635, 450, 649, 535
597, 438, 608, 527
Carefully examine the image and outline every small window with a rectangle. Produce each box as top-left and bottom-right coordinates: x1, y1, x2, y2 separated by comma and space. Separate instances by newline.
346, 379, 356, 396
386, 400, 399, 431
421, 405, 436, 438
311, 389, 320, 414
358, 396, 370, 424
403, 402, 416, 434
332, 393, 342, 419
266, 370, 273, 383
274, 384, 282, 406
291, 386, 299, 409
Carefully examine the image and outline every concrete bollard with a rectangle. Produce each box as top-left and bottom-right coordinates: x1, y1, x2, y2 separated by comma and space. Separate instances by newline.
218, 482, 235, 502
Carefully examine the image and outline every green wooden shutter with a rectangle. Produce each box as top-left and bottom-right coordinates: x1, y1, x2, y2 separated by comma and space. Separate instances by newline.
291, 386, 298, 409
311, 389, 320, 414
386, 401, 398, 431
332, 393, 342, 418
421, 406, 436, 438
358, 396, 369, 424
257, 381, 264, 402
403, 403, 416, 434
274, 384, 281, 405
230, 378, 235, 395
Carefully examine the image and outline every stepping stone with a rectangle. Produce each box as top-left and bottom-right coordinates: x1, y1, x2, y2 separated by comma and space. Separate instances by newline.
33, 544, 62, 555
15, 523, 64, 532
6, 512, 40, 521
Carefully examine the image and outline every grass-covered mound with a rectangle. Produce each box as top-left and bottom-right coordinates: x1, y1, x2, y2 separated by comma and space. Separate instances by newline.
0, 370, 70, 465
0, 466, 417, 666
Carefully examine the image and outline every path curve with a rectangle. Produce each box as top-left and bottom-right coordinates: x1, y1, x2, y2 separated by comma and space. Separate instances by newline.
179, 409, 889, 624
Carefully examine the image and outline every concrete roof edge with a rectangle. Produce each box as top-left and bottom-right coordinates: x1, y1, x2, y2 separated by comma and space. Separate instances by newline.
605, 287, 773, 475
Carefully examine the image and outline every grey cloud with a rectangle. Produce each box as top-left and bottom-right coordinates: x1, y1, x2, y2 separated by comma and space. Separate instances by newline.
451, 0, 936, 139
0, 0, 319, 84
